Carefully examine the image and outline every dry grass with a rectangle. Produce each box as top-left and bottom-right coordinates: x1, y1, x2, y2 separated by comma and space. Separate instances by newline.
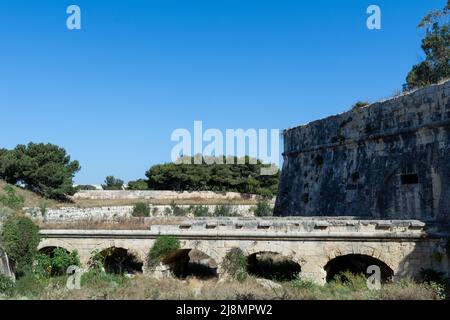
0, 180, 58, 208
39, 217, 184, 230
8, 274, 442, 301
1, 179, 260, 211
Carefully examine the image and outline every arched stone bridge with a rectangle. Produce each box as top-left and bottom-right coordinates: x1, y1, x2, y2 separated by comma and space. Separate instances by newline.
38, 218, 448, 284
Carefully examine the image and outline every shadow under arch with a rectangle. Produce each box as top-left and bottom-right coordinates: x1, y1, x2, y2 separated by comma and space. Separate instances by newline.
163, 248, 218, 280
247, 251, 301, 281
324, 254, 394, 283
99, 247, 143, 275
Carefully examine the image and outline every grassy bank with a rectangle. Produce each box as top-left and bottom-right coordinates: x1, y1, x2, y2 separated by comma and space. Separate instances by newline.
1, 273, 445, 300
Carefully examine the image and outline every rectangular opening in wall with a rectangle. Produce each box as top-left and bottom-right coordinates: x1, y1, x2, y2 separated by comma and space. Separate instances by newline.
401, 174, 419, 185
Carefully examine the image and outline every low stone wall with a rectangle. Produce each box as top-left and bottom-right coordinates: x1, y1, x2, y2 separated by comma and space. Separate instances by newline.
23, 204, 259, 222
72, 190, 264, 201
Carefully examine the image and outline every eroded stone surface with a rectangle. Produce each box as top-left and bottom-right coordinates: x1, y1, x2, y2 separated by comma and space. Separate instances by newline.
275, 81, 450, 223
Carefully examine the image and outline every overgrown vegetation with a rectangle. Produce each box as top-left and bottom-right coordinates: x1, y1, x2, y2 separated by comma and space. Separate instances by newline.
253, 200, 273, 217
1, 215, 40, 276
222, 248, 248, 282
34, 248, 81, 277
147, 236, 181, 269
0, 143, 80, 200
0, 274, 15, 297
145, 156, 279, 197
0, 185, 24, 210
404, 1, 449, 91
190, 205, 210, 217
170, 202, 189, 216
213, 204, 237, 217
132, 202, 150, 217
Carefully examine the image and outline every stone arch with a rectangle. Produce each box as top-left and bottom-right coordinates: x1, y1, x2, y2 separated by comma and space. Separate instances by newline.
247, 251, 301, 281
182, 240, 224, 265
38, 239, 76, 254
93, 240, 147, 266
162, 247, 219, 280
324, 252, 394, 283
97, 246, 144, 275
243, 243, 302, 266
326, 244, 396, 272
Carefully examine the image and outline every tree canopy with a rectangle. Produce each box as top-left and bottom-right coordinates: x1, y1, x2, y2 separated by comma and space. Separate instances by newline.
101, 176, 124, 190
145, 156, 279, 197
0, 143, 80, 200
404, 1, 449, 90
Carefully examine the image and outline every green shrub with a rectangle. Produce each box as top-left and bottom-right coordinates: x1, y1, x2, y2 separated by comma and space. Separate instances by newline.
0, 186, 24, 210
213, 204, 236, 217
34, 248, 80, 278
34, 252, 53, 277
88, 249, 105, 271
13, 271, 51, 297
170, 202, 188, 216
147, 236, 180, 269
132, 202, 150, 217
38, 201, 48, 218
222, 248, 248, 282
1, 215, 40, 276
426, 281, 447, 300
0, 274, 15, 296
352, 101, 370, 109
51, 248, 80, 276
253, 200, 272, 217
190, 205, 210, 217
81, 269, 128, 287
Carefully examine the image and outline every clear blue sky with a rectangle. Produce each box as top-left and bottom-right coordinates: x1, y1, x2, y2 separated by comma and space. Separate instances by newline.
0, 0, 446, 184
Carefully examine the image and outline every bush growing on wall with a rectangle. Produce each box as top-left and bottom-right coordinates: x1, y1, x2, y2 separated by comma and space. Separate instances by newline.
147, 236, 180, 269
222, 248, 248, 282
132, 202, 150, 217
253, 200, 273, 217
170, 202, 188, 216
1, 215, 40, 276
213, 204, 237, 217
190, 205, 210, 217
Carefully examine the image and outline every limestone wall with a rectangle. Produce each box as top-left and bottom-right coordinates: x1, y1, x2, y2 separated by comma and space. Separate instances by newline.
72, 190, 264, 201
275, 81, 450, 223
38, 219, 449, 284
23, 204, 258, 222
